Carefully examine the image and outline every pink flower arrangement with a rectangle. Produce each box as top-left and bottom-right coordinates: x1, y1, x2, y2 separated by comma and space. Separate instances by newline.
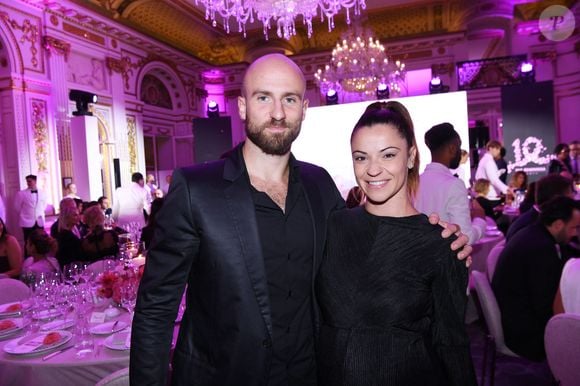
96, 264, 144, 304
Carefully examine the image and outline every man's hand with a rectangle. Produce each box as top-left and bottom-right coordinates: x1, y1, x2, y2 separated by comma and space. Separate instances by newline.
428, 213, 472, 267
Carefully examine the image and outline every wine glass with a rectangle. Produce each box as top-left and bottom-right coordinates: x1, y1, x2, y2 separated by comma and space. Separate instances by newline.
121, 280, 138, 321
63, 263, 81, 286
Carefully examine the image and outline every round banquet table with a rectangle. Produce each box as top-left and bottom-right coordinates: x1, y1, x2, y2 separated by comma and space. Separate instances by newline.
0, 310, 133, 386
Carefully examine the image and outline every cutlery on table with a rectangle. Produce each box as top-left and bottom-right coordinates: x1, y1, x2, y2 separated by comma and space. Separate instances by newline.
42, 345, 73, 361
110, 320, 119, 333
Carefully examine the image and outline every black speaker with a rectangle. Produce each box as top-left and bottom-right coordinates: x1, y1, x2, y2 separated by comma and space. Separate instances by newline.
193, 117, 233, 163
113, 158, 121, 188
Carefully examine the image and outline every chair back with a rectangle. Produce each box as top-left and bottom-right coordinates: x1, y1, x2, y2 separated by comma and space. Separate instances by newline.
545, 313, 580, 386
471, 271, 518, 357
486, 239, 506, 282
95, 367, 129, 386
0, 278, 30, 304
86, 259, 115, 276
560, 259, 580, 313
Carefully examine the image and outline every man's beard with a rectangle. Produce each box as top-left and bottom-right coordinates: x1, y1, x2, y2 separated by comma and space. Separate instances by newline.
450, 150, 461, 169
245, 118, 301, 156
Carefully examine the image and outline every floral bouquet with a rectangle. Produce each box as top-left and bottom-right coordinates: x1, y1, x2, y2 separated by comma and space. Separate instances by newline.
96, 263, 144, 304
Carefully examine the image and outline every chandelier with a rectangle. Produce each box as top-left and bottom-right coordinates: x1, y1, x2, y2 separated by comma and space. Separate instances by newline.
193, 0, 366, 40
315, 26, 406, 99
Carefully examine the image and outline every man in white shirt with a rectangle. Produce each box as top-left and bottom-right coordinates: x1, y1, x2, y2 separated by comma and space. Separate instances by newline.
13, 174, 48, 243
475, 140, 510, 199
416, 123, 486, 243
112, 172, 149, 228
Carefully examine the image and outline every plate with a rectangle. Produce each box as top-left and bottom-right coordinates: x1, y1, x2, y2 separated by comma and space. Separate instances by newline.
89, 321, 128, 335
104, 331, 131, 351
0, 301, 31, 317
40, 318, 75, 331
486, 230, 503, 237
3, 330, 72, 355
33, 308, 62, 321
0, 318, 26, 337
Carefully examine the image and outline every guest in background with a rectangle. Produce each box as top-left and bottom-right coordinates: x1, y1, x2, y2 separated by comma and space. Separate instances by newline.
140, 197, 164, 251
506, 174, 574, 241
54, 205, 82, 268
495, 146, 508, 184
492, 196, 580, 361
451, 149, 470, 187
14, 174, 47, 244
0, 216, 22, 278
317, 101, 476, 386
473, 179, 502, 220
163, 174, 172, 195
80, 205, 119, 262
345, 186, 364, 208
518, 181, 536, 214
145, 174, 157, 205
475, 141, 510, 199
548, 143, 572, 177
153, 188, 164, 199
22, 229, 59, 276
416, 122, 486, 243
0, 191, 5, 224
98, 196, 110, 212
63, 182, 80, 199
569, 140, 579, 178
509, 171, 528, 192
51, 198, 79, 238
112, 172, 149, 228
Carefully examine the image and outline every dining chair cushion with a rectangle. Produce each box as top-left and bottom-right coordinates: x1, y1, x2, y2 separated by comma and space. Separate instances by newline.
0, 278, 30, 304
544, 313, 580, 386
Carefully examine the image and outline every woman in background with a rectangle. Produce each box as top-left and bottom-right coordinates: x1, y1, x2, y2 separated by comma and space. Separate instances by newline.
0, 216, 22, 278
509, 171, 528, 192
22, 228, 59, 276
80, 205, 119, 262
316, 101, 476, 386
548, 143, 572, 177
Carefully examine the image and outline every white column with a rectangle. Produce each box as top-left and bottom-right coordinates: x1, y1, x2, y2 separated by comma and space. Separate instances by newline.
70, 115, 102, 201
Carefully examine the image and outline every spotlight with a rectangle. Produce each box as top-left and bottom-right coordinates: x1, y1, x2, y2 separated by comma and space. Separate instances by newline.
206, 100, 220, 118
429, 76, 449, 94
69, 89, 98, 116
376, 83, 389, 100
519, 62, 535, 83
325, 89, 338, 105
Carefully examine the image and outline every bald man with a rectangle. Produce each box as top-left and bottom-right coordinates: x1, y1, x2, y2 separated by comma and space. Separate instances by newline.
130, 54, 470, 386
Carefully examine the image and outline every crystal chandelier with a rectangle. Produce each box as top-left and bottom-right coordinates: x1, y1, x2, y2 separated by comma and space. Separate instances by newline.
315, 26, 406, 99
193, 0, 366, 40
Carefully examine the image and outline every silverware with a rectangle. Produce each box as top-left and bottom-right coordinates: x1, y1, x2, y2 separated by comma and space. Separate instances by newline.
110, 320, 119, 333
42, 345, 73, 361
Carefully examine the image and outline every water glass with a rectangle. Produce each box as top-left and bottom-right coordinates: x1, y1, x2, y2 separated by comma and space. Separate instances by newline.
74, 316, 94, 357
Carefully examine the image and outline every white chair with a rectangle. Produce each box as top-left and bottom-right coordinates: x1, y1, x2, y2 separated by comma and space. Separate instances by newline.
545, 313, 580, 386
471, 271, 519, 386
486, 239, 506, 282
95, 367, 129, 386
0, 278, 30, 304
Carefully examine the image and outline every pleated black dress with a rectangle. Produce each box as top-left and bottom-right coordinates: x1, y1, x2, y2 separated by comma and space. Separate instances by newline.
316, 207, 476, 386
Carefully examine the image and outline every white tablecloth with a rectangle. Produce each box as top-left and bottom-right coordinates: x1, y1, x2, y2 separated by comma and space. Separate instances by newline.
0, 311, 131, 386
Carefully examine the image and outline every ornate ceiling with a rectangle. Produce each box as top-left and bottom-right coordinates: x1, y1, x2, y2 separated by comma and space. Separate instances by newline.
73, 0, 471, 66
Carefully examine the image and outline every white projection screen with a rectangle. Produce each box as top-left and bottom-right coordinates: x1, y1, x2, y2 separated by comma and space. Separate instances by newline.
293, 92, 470, 198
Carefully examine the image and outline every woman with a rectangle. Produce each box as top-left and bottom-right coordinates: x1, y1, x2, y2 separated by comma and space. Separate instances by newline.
548, 143, 572, 177
474, 178, 502, 220
80, 205, 119, 261
0, 216, 22, 278
55, 205, 82, 268
22, 228, 59, 276
316, 101, 476, 386
509, 171, 528, 192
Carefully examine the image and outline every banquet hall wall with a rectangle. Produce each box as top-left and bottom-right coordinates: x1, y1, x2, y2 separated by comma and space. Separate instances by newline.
0, 0, 578, 237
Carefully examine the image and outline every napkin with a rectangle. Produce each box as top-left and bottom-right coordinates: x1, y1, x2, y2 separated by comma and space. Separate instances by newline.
14, 335, 46, 354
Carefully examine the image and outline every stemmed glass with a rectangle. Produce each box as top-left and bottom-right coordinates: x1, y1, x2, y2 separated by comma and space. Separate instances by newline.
63, 263, 81, 286
121, 280, 138, 321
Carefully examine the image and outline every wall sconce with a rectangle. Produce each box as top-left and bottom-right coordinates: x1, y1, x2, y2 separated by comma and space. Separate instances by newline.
207, 100, 220, 118
429, 76, 449, 94
69, 89, 98, 116
325, 89, 338, 105
519, 62, 535, 83
376, 83, 389, 100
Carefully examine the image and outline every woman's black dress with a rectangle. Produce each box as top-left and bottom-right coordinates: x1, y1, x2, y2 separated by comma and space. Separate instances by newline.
316, 208, 476, 386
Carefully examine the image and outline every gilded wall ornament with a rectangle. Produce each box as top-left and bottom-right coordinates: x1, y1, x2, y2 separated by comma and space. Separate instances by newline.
126, 115, 138, 174
43, 36, 71, 61
0, 14, 40, 68
31, 99, 49, 172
